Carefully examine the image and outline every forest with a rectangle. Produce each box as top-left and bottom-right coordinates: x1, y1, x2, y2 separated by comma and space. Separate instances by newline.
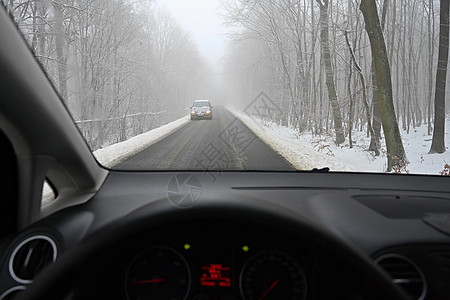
223, 0, 448, 171
3, 0, 448, 172
3, 0, 213, 150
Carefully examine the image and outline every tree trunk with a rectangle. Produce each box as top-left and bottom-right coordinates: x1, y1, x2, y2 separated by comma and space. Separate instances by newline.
427, 0, 435, 136
344, 31, 380, 156
369, 0, 388, 154
429, 0, 449, 154
316, 0, 345, 145
348, 58, 354, 149
53, 3, 68, 101
369, 57, 382, 154
360, 0, 407, 172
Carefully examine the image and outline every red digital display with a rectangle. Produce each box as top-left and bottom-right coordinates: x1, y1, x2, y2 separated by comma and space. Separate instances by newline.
200, 264, 231, 287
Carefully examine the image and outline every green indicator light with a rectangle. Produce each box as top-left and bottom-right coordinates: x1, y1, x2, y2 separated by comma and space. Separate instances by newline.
242, 245, 249, 252
184, 243, 191, 250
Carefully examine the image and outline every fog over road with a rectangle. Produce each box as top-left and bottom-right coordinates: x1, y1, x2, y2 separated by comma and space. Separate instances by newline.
115, 106, 294, 171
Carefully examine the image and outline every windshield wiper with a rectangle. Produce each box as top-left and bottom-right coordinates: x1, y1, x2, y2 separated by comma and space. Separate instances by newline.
311, 167, 330, 173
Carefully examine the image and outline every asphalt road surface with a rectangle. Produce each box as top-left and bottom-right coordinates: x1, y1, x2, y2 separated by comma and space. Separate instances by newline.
115, 106, 294, 171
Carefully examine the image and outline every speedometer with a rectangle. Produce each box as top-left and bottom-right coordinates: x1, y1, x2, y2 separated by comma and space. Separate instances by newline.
240, 250, 307, 300
125, 246, 191, 300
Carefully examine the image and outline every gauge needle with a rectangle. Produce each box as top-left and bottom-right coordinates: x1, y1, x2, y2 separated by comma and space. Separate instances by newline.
128, 278, 165, 285
258, 278, 279, 300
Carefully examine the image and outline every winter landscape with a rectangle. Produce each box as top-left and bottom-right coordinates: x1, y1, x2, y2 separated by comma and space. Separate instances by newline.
5, 0, 450, 175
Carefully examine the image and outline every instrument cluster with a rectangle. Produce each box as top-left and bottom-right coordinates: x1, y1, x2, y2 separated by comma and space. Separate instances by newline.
125, 244, 308, 300
77, 219, 373, 300
121, 221, 314, 300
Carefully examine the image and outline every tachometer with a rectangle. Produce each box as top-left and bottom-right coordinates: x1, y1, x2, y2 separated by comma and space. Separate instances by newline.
125, 246, 191, 300
240, 250, 307, 300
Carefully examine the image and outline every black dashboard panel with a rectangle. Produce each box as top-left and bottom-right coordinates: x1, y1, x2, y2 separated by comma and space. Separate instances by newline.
1, 171, 450, 300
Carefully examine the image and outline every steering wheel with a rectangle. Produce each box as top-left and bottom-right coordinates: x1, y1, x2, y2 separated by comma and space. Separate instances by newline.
18, 200, 411, 300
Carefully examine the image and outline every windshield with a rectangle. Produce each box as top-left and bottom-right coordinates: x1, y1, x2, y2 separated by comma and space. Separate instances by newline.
4, 0, 450, 175
193, 101, 211, 108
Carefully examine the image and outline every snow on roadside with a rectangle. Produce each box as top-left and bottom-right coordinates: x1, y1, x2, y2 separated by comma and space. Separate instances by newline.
93, 116, 190, 167
229, 107, 450, 175
229, 108, 361, 171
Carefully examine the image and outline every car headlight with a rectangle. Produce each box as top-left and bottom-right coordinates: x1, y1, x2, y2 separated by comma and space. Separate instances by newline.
190, 111, 195, 115
205, 111, 211, 114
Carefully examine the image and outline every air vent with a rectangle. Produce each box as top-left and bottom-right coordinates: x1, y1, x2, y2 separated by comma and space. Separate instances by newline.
0, 286, 26, 300
375, 254, 426, 300
8, 235, 57, 284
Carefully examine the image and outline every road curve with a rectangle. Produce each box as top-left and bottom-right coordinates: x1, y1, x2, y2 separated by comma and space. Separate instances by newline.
115, 106, 294, 171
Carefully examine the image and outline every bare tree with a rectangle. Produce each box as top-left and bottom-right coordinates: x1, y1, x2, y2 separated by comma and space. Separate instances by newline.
344, 30, 380, 155
360, 0, 407, 171
429, 0, 449, 154
316, 0, 345, 145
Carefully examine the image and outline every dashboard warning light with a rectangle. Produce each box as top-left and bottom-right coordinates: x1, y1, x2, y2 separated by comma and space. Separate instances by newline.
242, 245, 249, 252
184, 243, 191, 250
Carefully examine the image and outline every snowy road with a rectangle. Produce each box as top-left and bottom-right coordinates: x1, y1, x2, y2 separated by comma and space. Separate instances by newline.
115, 106, 294, 170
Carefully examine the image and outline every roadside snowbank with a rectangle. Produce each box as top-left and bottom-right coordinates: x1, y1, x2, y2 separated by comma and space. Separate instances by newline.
229, 107, 450, 175
93, 116, 190, 167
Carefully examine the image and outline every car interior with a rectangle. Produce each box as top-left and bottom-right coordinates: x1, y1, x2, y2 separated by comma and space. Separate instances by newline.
1, 2, 450, 300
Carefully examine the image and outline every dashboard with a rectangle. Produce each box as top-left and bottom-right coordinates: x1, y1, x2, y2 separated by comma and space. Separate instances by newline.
1, 171, 450, 300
